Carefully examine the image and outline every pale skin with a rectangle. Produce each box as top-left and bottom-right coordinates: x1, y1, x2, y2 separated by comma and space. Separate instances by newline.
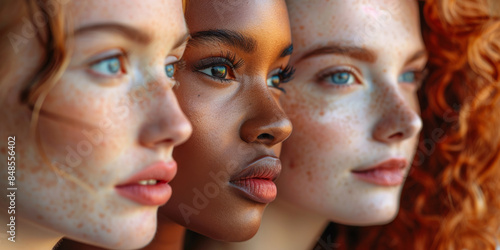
204, 0, 427, 249
0, 0, 191, 249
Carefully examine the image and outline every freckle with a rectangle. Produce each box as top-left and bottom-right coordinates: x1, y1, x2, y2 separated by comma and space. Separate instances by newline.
77, 223, 83, 228
319, 111, 325, 116
99, 213, 104, 218
299, 25, 305, 30
383, 69, 387, 73
106, 228, 112, 233
306, 170, 312, 181
197, 94, 200, 97
36, 215, 43, 220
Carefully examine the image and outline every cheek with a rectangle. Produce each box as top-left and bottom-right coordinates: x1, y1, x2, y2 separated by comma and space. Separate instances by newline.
280, 83, 364, 173
32, 79, 135, 181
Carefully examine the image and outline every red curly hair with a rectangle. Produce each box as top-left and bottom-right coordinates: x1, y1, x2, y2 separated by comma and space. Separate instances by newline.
316, 0, 500, 249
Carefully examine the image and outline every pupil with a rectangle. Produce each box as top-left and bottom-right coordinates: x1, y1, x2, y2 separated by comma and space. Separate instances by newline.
334, 72, 349, 84
212, 66, 227, 78
108, 59, 120, 73
166, 65, 175, 78
272, 76, 280, 85
404, 73, 414, 82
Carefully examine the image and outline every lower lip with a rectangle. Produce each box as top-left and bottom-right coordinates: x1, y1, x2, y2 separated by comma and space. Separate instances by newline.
352, 168, 405, 186
231, 179, 277, 204
116, 183, 172, 206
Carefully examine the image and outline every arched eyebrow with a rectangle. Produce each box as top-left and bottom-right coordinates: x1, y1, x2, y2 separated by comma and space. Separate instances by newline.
189, 29, 256, 53
297, 43, 377, 63
74, 22, 190, 50
75, 23, 153, 44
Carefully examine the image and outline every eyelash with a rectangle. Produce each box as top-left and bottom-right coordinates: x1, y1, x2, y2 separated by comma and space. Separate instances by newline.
192, 51, 244, 83
271, 65, 295, 93
315, 66, 360, 88
88, 53, 127, 78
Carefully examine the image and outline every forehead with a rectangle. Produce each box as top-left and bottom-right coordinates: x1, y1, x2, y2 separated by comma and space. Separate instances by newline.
185, 0, 290, 36
288, 0, 422, 53
69, 0, 186, 38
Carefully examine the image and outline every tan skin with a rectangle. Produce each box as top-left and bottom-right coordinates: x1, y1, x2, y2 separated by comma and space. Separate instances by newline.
204, 0, 426, 249
144, 0, 293, 248
0, 0, 191, 249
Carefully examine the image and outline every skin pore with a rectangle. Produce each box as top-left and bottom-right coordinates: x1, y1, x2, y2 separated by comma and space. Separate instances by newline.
0, 0, 191, 249
204, 0, 427, 249
145, 0, 293, 248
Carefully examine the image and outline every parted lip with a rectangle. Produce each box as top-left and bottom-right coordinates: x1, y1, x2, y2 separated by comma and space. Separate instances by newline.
230, 156, 282, 182
116, 161, 177, 187
351, 158, 407, 173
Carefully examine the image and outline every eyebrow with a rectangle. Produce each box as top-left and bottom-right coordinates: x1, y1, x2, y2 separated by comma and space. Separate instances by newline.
75, 23, 153, 44
405, 49, 428, 64
188, 29, 257, 53
173, 32, 191, 49
280, 44, 294, 57
298, 43, 377, 63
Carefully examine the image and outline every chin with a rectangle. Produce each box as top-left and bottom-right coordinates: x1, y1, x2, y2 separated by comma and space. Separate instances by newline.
186, 206, 263, 242
331, 205, 400, 226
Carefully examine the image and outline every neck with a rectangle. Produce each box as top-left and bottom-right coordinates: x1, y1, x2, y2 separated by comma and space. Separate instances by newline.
144, 214, 185, 250
0, 215, 62, 250
204, 198, 329, 250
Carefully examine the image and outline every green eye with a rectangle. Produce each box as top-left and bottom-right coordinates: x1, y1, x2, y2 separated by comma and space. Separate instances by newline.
199, 65, 228, 79
267, 75, 280, 88
90, 57, 122, 76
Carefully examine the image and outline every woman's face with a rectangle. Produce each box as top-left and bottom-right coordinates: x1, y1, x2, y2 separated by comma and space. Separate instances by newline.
278, 0, 426, 225
160, 0, 293, 241
0, 0, 191, 248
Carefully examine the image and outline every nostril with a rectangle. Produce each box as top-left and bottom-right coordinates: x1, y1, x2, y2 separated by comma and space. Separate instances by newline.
257, 133, 274, 141
388, 132, 404, 140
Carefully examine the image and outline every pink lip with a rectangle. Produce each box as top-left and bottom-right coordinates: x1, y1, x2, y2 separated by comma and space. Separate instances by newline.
115, 161, 177, 206
230, 156, 281, 204
351, 158, 407, 186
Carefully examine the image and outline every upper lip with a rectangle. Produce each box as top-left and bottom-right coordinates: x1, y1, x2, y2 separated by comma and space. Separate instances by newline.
116, 161, 176, 186
230, 156, 281, 182
351, 158, 408, 173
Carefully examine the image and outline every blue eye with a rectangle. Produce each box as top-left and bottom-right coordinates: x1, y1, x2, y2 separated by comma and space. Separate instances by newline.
328, 72, 355, 85
199, 65, 228, 79
90, 57, 122, 76
398, 71, 415, 83
165, 64, 175, 78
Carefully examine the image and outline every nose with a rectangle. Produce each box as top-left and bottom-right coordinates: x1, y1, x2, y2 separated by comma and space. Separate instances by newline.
240, 84, 292, 147
139, 76, 192, 149
372, 88, 422, 144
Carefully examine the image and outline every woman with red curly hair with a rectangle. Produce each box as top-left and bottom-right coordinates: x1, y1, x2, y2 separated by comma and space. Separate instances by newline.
319, 0, 500, 249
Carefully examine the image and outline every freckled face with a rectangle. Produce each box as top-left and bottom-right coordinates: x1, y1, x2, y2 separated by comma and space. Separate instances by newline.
0, 0, 191, 248
159, 0, 293, 241
278, 0, 426, 225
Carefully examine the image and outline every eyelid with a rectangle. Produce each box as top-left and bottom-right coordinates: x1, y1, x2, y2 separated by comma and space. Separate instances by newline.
192, 57, 236, 71
86, 49, 127, 66
315, 65, 362, 84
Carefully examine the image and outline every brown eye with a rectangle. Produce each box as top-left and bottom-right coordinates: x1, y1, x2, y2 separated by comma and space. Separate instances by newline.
199, 65, 228, 79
